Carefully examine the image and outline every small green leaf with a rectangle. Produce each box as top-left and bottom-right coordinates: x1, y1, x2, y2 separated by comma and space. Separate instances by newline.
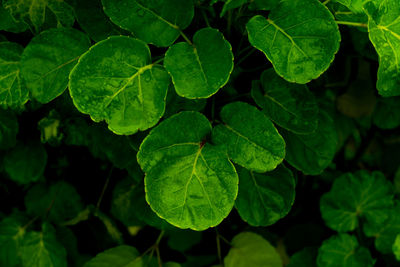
320, 170, 394, 232
164, 28, 234, 99
372, 96, 400, 129
224, 232, 282, 267
102, 0, 194, 47
4, 142, 47, 184
287, 247, 317, 267
281, 111, 337, 175
213, 102, 285, 172
0, 216, 26, 267
393, 234, 400, 261
21, 28, 90, 104
25, 181, 84, 224
251, 68, 319, 134
364, 0, 400, 96
83, 245, 142, 267
246, 0, 340, 83
0, 41, 28, 108
137, 111, 238, 230
235, 165, 295, 226
0, 109, 18, 150
20, 223, 67, 267
3, 0, 75, 33
317, 234, 374, 267
69, 36, 170, 135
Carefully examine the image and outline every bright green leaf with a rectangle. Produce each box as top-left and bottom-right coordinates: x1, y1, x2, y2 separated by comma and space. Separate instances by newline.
246, 0, 340, 83
320, 170, 394, 232
137, 111, 238, 230
251, 68, 319, 134
317, 234, 374, 267
102, 0, 194, 47
164, 28, 234, 99
83, 245, 142, 267
213, 102, 285, 172
393, 234, 400, 261
20, 28, 90, 104
0, 41, 28, 108
372, 96, 400, 129
235, 165, 295, 226
281, 111, 337, 175
334, 0, 365, 14
0, 109, 18, 150
69, 36, 170, 135
224, 232, 282, 267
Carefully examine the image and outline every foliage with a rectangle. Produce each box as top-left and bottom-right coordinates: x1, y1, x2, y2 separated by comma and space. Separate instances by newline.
0, 0, 400, 266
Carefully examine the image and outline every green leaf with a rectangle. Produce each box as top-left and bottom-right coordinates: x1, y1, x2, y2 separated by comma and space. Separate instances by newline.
334, 0, 365, 14
320, 170, 394, 232
69, 36, 170, 135
166, 229, 202, 252
74, 0, 122, 42
20, 223, 67, 267
372, 96, 400, 129
363, 205, 400, 254
0, 41, 28, 108
25, 181, 84, 224
164, 28, 234, 99
0, 216, 26, 267
213, 102, 285, 172
317, 234, 374, 267
235, 165, 295, 226
364, 0, 400, 96
4, 142, 47, 184
287, 247, 317, 267
393, 234, 400, 261
2, 0, 75, 33
220, 0, 247, 17
20, 28, 90, 104
251, 68, 319, 134
83, 245, 142, 267
137, 111, 238, 230
246, 0, 340, 83
102, 0, 194, 47
248, 0, 279, 10
281, 111, 337, 175
224, 232, 282, 267
0, 0, 28, 33
0, 109, 18, 150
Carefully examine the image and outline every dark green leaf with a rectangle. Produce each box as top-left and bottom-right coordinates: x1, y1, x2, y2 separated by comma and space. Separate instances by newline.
83, 245, 142, 267
0, 109, 18, 150
372, 96, 400, 129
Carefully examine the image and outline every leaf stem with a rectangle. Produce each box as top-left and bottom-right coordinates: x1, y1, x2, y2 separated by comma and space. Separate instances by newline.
179, 30, 193, 45
201, 9, 211, 28
215, 228, 223, 266
96, 167, 113, 212
322, 0, 331, 5
336, 21, 368, 28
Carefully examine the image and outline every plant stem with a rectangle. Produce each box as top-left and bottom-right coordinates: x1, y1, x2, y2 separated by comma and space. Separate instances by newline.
215, 228, 223, 266
179, 30, 193, 45
96, 167, 113, 212
322, 0, 331, 5
336, 21, 368, 28
201, 9, 211, 28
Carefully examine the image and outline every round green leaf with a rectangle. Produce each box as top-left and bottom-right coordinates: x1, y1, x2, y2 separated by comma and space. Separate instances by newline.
246, 0, 340, 83
224, 232, 282, 267
102, 0, 194, 47
0, 41, 28, 108
4, 142, 47, 184
364, 0, 400, 96
252, 68, 319, 134
235, 165, 295, 226
372, 96, 400, 129
281, 111, 337, 175
213, 102, 285, 172
20, 28, 90, 104
320, 170, 394, 232
69, 36, 170, 135
164, 28, 234, 99
137, 111, 238, 230
84, 245, 141, 267
317, 234, 374, 267
393, 234, 400, 261
0, 109, 18, 150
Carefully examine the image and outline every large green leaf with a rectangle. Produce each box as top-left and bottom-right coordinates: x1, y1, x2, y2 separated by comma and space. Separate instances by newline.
0, 109, 18, 150
0, 216, 26, 267
281, 111, 337, 175
0, 41, 28, 108
102, 0, 194, 47
372, 96, 400, 129
20, 223, 67, 267
251, 68, 319, 134
2, 0, 75, 33
320, 170, 394, 232
21, 28, 90, 104
235, 165, 295, 226
224, 232, 282, 267
364, 0, 400, 96
84, 245, 143, 267
164, 28, 233, 99
4, 142, 47, 184
246, 0, 340, 83
212, 102, 285, 172
317, 234, 374, 267
69, 36, 170, 135
137, 111, 238, 230
24, 181, 84, 224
